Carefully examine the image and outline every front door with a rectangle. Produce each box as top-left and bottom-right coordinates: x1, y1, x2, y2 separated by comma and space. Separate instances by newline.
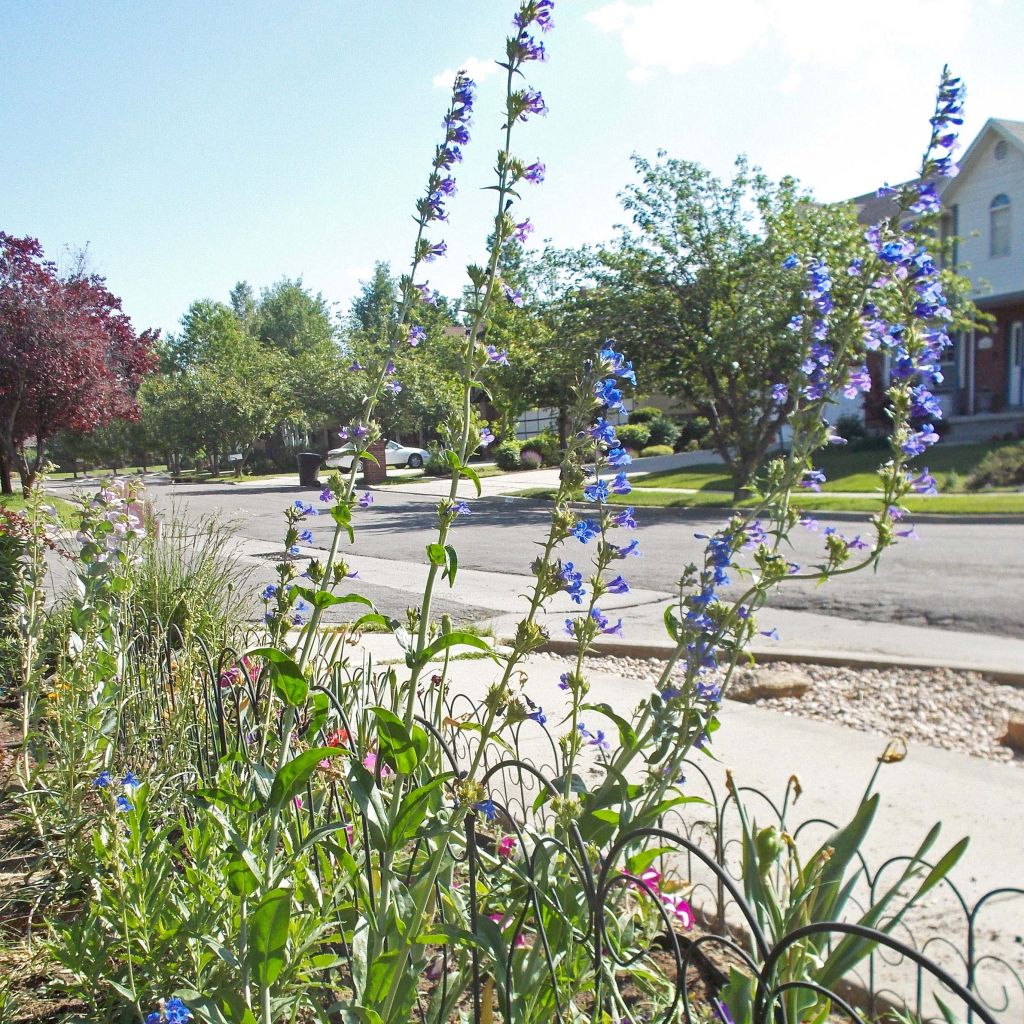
1010, 322, 1024, 407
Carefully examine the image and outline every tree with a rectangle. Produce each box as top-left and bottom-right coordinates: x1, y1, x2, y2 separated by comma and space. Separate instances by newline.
343, 265, 463, 443
253, 278, 336, 358
0, 233, 156, 494
165, 299, 249, 371
348, 262, 399, 339
590, 156, 867, 497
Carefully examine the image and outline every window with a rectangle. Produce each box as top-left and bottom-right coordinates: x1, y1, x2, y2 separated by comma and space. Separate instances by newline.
990, 194, 1011, 257
995, 140, 1009, 161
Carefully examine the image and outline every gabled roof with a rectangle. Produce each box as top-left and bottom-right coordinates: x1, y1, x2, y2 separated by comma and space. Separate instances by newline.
846, 119, 1024, 222
940, 118, 1024, 201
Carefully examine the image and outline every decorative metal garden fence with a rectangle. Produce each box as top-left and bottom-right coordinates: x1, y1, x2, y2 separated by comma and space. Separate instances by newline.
155, 634, 1023, 1024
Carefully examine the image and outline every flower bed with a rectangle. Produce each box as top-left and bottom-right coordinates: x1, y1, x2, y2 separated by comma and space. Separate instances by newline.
1, 4, 1007, 1022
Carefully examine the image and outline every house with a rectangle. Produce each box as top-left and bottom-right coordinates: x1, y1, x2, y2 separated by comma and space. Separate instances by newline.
852, 118, 1024, 441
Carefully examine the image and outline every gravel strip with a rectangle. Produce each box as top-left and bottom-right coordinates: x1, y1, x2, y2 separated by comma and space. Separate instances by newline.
536, 653, 1024, 766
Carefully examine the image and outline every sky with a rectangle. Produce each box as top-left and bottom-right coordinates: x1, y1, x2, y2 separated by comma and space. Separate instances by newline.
3, 0, 1023, 337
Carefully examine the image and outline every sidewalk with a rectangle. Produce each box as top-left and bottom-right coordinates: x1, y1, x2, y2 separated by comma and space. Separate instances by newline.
338, 638, 1024, 956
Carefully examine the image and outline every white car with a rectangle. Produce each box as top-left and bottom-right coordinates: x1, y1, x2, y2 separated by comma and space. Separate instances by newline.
324, 439, 430, 471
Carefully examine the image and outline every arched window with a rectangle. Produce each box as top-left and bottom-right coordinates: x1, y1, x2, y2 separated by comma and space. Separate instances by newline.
990, 194, 1011, 257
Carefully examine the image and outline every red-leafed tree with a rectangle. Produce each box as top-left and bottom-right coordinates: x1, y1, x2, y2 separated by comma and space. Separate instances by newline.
0, 233, 157, 495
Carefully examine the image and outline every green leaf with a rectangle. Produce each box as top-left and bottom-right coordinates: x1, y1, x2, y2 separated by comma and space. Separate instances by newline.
306, 691, 330, 740
459, 464, 482, 497
293, 585, 374, 611
194, 787, 258, 815
410, 630, 493, 669
390, 773, 453, 846
582, 702, 636, 748
664, 604, 681, 641
371, 707, 427, 774
443, 544, 458, 587
226, 855, 259, 897
332, 1007, 385, 1024
353, 612, 392, 630
248, 886, 292, 986
330, 502, 354, 542
246, 647, 307, 706
415, 925, 481, 948
426, 543, 446, 566
625, 846, 675, 876
269, 747, 346, 810
918, 835, 969, 897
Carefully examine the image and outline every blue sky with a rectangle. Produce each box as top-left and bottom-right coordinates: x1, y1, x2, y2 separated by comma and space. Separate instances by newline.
3, 0, 1022, 336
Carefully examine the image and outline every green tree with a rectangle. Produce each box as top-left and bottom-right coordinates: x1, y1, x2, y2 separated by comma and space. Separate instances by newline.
343, 265, 463, 443
166, 299, 249, 370
253, 278, 336, 358
347, 262, 398, 339
591, 155, 867, 497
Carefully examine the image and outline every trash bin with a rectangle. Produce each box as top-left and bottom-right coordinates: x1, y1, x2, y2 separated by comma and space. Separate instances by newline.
297, 452, 323, 488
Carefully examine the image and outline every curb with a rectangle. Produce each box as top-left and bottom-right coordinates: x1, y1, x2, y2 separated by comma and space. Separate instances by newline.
528, 638, 1024, 689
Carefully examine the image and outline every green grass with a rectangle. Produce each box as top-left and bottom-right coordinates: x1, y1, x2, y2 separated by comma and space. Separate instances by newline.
169, 470, 288, 484
1, 493, 79, 528
632, 440, 1018, 495
631, 465, 734, 491
49, 464, 170, 481
371, 465, 508, 486
507, 485, 1024, 515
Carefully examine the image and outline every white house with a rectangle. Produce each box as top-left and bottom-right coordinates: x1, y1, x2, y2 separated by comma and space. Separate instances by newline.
853, 118, 1024, 440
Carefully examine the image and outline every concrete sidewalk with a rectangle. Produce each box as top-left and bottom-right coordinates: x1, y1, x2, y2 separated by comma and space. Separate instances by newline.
336, 639, 1024, 972
231, 532, 1024, 682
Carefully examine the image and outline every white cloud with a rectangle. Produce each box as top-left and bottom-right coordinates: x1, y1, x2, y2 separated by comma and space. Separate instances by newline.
586, 0, 973, 81
432, 56, 501, 89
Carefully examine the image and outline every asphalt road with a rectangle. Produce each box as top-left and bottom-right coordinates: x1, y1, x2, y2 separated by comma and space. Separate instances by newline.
47, 477, 1024, 640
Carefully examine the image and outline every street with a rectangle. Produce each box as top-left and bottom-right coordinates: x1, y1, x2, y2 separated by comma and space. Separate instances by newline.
47, 475, 1024, 641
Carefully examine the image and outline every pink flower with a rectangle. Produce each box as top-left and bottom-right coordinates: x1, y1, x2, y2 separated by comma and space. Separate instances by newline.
622, 868, 694, 930
293, 796, 303, 810
362, 751, 393, 779
498, 835, 517, 859
488, 913, 526, 947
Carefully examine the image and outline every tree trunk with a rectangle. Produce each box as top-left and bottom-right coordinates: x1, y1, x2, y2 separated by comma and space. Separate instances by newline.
14, 442, 35, 497
0, 453, 11, 495
557, 405, 569, 449
731, 452, 759, 503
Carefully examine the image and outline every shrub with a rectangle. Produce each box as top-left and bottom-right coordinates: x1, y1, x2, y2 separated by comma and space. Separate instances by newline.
0, 509, 26, 696
645, 414, 679, 448
125, 513, 253, 648
627, 405, 662, 424
521, 429, 560, 466
244, 450, 278, 475
834, 414, 868, 443
493, 439, 522, 471
424, 446, 451, 476
519, 449, 543, 469
640, 444, 674, 457
616, 423, 650, 451
675, 415, 711, 450
967, 440, 1024, 490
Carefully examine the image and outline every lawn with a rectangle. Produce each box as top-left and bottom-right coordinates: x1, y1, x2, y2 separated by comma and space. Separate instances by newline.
508, 485, 1024, 515
49, 463, 171, 480
371, 464, 507, 486
1, 493, 79, 528
632, 440, 1017, 495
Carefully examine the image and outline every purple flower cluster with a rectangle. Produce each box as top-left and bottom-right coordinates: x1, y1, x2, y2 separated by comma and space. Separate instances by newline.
418, 71, 477, 267
925, 67, 965, 180
559, 561, 585, 604
145, 998, 192, 1024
